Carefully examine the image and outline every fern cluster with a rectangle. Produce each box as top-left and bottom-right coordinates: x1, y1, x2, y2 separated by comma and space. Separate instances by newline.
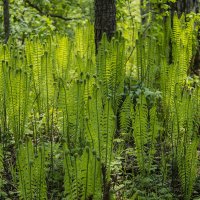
0, 7, 199, 200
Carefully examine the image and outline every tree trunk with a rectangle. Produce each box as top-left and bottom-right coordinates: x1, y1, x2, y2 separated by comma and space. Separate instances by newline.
175, 0, 199, 16
3, 0, 10, 43
94, 0, 116, 52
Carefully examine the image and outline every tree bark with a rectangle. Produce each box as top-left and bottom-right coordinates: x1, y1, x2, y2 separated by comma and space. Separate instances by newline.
94, 0, 116, 52
175, 0, 199, 16
3, 0, 10, 43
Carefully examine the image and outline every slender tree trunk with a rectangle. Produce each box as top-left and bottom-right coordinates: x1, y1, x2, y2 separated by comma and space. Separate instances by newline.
94, 0, 116, 52
3, 0, 10, 43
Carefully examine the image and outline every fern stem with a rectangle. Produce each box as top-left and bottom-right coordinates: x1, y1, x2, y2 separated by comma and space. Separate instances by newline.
26, 139, 33, 200
85, 149, 90, 200
86, 120, 94, 148
138, 97, 145, 174
18, 71, 21, 140
17, 148, 28, 199
93, 154, 97, 195
64, 151, 72, 198
75, 156, 78, 199
75, 80, 80, 145
95, 88, 101, 159
105, 99, 110, 167
63, 81, 70, 147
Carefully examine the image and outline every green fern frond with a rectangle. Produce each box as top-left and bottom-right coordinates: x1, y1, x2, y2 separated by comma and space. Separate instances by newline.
17, 139, 47, 200
63, 145, 102, 200
100, 99, 115, 167
120, 95, 131, 133
177, 140, 198, 200
0, 144, 3, 193
133, 94, 148, 173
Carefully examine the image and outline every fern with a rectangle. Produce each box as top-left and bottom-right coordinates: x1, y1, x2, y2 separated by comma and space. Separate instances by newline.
96, 34, 125, 112
17, 139, 47, 200
177, 140, 198, 200
63, 145, 102, 200
132, 93, 160, 174
0, 18, 199, 200
147, 104, 159, 171
99, 99, 115, 167
0, 144, 4, 197
133, 94, 148, 174
120, 95, 132, 134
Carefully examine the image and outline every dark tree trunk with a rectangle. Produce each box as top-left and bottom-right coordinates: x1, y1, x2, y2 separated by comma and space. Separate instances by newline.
191, 33, 200, 75
94, 0, 116, 52
3, 0, 10, 43
175, 0, 199, 16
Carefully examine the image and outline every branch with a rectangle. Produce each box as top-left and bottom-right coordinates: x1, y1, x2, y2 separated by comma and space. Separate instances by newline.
24, 0, 83, 21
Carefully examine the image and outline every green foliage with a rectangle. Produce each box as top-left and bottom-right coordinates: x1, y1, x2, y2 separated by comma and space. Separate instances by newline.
63, 146, 102, 200
0, 0, 93, 42
0, 3, 200, 200
0, 144, 4, 198
17, 139, 47, 200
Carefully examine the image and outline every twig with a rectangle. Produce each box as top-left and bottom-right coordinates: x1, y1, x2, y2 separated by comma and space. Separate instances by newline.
24, 0, 84, 21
